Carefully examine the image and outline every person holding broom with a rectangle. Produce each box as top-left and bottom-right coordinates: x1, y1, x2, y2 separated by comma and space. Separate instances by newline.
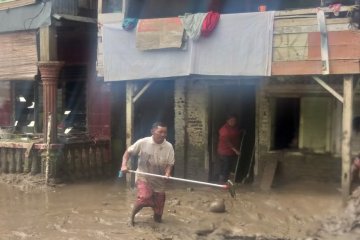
217, 114, 242, 183
120, 122, 175, 226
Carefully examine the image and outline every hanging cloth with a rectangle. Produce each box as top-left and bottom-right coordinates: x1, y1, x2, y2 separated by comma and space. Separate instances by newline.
328, 4, 342, 16
122, 18, 138, 31
201, 11, 220, 37
179, 13, 207, 40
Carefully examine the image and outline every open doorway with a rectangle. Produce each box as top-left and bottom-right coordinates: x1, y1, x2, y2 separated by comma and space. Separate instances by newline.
272, 98, 300, 150
134, 80, 175, 144
209, 84, 256, 183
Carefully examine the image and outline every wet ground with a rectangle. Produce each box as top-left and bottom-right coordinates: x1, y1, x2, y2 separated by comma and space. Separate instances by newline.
0, 175, 350, 240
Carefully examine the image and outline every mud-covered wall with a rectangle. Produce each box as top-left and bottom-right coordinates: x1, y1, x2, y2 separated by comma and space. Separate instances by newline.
278, 152, 341, 182
174, 78, 209, 180
256, 79, 271, 181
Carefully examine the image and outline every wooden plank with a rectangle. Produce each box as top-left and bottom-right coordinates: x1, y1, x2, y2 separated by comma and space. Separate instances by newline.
0, 0, 35, 10
308, 31, 360, 47
274, 23, 350, 34
342, 75, 353, 204
133, 81, 153, 103
275, 5, 354, 17
97, 31, 104, 77
273, 33, 308, 48
308, 44, 360, 60
271, 59, 360, 75
274, 17, 349, 28
273, 46, 308, 61
317, 9, 330, 74
313, 76, 343, 103
273, 45, 360, 62
98, 0, 103, 14
265, 84, 343, 95
98, 12, 124, 24
274, 31, 360, 61
53, 14, 96, 24
260, 158, 278, 191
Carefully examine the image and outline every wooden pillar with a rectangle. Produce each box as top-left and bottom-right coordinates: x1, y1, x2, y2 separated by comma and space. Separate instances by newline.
126, 81, 135, 187
1, 148, 8, 173
126, 82, 134, 148
31, 154, 39, 175
342, 75, 353, 204
39, 26, 57, 61
84, 146, 91, 177
23, 151, 31, 173
15, 149, 22, 173
38, 61, 64, 144
8, 149, 15, 173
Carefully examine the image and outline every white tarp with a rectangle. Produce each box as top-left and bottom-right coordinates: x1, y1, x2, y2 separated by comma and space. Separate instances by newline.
102, 11, 275, 81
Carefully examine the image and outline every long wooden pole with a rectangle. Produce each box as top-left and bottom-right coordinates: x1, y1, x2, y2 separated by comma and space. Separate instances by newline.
128, 170, 229, 189
342, 75, 353, 204
45, 114, 52, 184
313, 76, 343, 103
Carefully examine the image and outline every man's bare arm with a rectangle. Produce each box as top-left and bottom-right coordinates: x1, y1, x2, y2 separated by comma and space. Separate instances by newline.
121, 150, 131, 172
165, 164, 173, 177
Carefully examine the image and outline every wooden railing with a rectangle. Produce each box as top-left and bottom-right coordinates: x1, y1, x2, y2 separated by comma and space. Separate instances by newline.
0, 138, 111, 179
60, 139, 111, 179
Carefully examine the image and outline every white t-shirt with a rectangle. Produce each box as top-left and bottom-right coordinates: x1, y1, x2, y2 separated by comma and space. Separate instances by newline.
128, 136, 175, 192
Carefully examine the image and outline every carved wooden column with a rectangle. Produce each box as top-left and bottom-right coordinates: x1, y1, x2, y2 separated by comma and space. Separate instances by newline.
38, 61, 64, 144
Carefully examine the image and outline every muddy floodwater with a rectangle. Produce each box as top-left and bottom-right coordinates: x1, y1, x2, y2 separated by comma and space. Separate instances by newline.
0, 177, 348, 240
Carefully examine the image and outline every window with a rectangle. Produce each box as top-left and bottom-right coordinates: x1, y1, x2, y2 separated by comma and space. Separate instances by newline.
13, 81, 36, 134
299, 97, 332, 153
102, 0, 123, 13
271, 97, 333, 153
98, 0, 127, 26
59, 81, 87, 133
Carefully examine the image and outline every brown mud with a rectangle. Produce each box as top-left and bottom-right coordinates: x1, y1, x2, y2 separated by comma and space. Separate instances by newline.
0, 175, 350, 240
310, 187, 360, 240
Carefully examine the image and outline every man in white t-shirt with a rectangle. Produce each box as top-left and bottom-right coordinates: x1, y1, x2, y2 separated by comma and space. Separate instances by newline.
121, 122, 175, 226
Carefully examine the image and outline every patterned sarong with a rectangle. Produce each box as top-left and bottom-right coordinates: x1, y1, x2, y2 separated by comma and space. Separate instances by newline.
136, 180, 166, 215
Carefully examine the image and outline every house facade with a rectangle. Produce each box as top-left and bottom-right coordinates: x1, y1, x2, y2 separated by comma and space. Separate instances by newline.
97, 0, 360, 199
0, 0, 112, 181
